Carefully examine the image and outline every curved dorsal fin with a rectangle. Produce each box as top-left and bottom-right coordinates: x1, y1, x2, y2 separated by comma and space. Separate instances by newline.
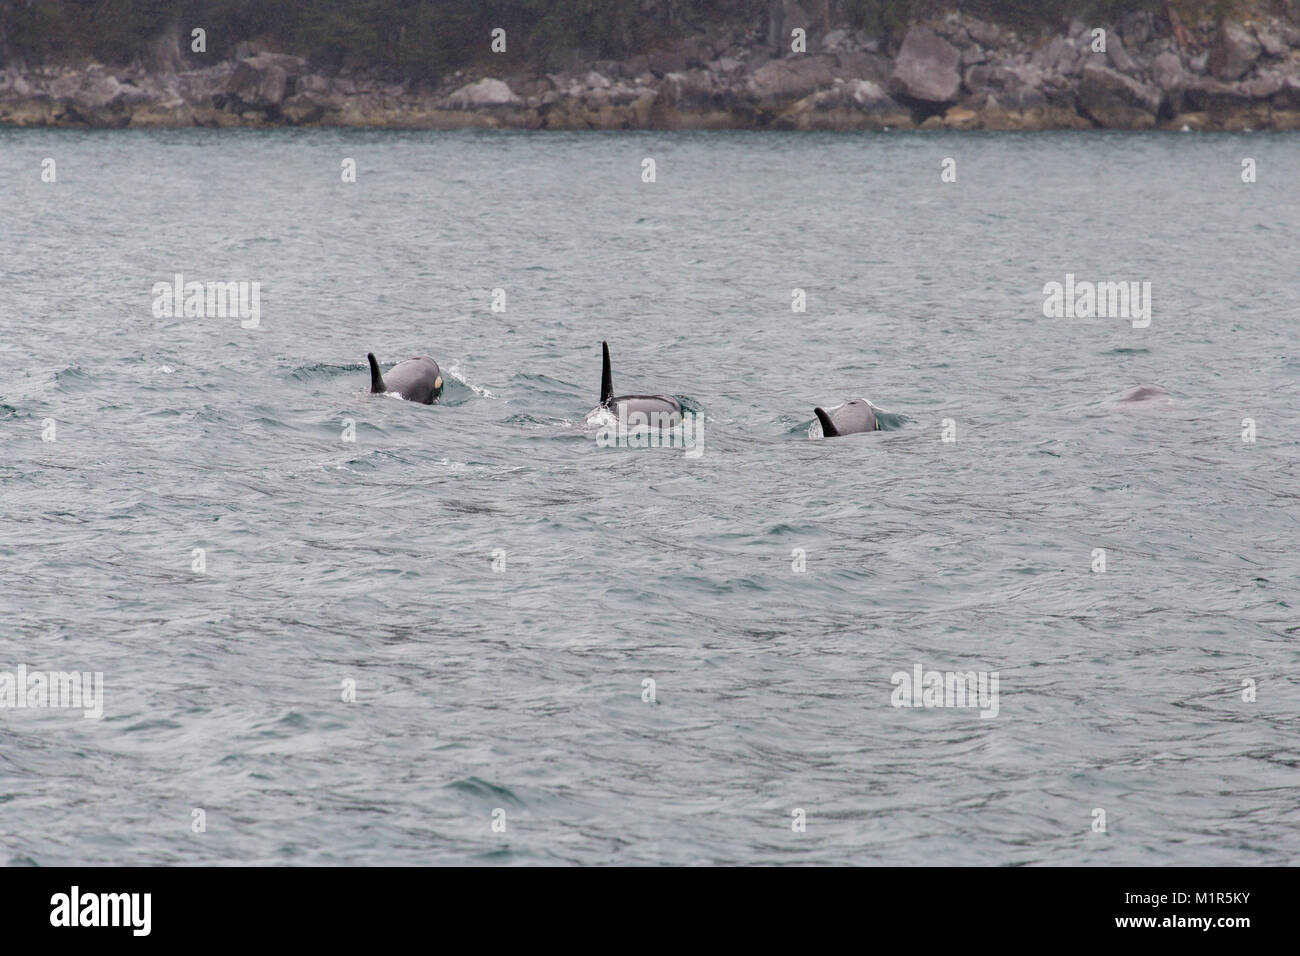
814, 407, 838, 437
600, 341, 614, 406
367, 353, 386, 393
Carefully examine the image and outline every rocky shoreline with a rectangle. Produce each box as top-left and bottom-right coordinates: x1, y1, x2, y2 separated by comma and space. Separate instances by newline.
4, 8, 1300, 131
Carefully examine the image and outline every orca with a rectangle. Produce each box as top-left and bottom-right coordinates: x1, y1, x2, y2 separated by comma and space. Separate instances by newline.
813, 399, 880, 438
367, 353, 443, 404
586, 341, 682, 428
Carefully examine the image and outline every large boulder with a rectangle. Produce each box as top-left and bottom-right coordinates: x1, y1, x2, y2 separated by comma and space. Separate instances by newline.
446, 78, 521, 109
175, 64, 233, 106
1254, 22, 1290, 58
777, 79, 913, 130
53, 70, 135, 125
226, 54, 307, 109
1245, 71, 1285, 99
745, 55, 837, 107
1208, 22, 1261, 81
891, 27, 961, 104
1078, 62, 1161, 128
71, 73, 123, 109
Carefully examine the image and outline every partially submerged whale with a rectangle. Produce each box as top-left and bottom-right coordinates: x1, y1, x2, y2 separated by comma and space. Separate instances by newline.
586, 341, 682, 428
1117, 384, 1171, 404
367, 353, 443, 404
813, 399, 880, 437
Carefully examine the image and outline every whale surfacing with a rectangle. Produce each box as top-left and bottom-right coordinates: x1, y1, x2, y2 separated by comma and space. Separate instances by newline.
368, 353, 443, 404
1118, 384, 1170, 404
586, 341, 682, 428
813, 399, 879, 438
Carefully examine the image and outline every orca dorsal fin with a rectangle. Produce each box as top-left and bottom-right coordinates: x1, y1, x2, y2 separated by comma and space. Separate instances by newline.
814, 407, 838, 437
600, 341, 614, 406
367, 353, 386, 393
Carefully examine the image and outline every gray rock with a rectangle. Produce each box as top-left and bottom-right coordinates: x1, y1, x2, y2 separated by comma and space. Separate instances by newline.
778, 78, 912, 129
49, 71, 80, 100
1246, 71, 1285, 98
175, 65, 231, 106
821, 29, 848, 51
304, 74, 334, 95
966, 19, 1002, 49
1078, 61, 1161, 128
78, 74, 122, 108
231, 62, 285, 109
655, 68, 747, 123
446, 78, 520, 109
115, 81, 154, 106
994, 65, 1050, 110
891, 26, 961, 104
226, 54, 307, 109
1151, 52, 1187, 94
850, 79, 900, 111
933, 14, 971, 48
1106, 34, 1140, 75
961, 45, 987, 68
1254, 23, 1288, 58
1208, 22, 1261, 81
745, 54, 836, 107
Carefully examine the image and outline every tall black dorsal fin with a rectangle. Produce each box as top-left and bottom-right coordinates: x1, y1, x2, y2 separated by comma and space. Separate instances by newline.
814, 407, 838, 437
600, 341, 614, 407
367, 353, 386, 393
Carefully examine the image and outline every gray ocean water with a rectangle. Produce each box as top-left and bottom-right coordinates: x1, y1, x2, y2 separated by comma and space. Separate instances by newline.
1, 128, 1298, 866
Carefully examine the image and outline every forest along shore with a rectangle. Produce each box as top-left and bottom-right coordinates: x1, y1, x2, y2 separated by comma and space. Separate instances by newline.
3, 8, 1300, 131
